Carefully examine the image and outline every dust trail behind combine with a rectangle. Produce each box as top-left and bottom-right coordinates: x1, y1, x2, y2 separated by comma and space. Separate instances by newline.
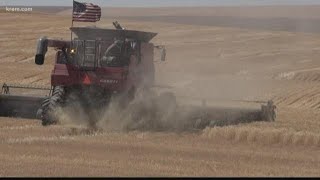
53, 85, 274, 134
55, 89, 190, 132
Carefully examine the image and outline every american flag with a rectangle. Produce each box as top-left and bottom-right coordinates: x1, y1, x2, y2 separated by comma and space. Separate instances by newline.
73, 1, 101, 22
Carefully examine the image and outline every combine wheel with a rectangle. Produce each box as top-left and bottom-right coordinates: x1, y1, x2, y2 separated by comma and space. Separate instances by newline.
38, 86, 65, 126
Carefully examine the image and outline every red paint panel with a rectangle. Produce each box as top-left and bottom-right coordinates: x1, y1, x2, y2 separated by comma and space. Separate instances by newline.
51, 64, 128, 91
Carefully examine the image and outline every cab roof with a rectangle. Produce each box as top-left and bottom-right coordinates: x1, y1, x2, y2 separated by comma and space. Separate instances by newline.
70, 27, 157, 42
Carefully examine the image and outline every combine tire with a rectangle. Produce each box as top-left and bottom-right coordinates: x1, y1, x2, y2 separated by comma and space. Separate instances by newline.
38, 86, 65, 126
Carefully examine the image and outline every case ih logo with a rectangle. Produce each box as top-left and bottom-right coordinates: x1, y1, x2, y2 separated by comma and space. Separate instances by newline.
100, 79, 119, 84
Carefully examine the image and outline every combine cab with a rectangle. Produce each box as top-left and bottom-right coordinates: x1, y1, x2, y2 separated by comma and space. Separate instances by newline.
0, 22, 276, 130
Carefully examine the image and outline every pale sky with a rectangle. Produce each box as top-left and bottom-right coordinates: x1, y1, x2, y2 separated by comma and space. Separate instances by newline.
1, 0, 320, 7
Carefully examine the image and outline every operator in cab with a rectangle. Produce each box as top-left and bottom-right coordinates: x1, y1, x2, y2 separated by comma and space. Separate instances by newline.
101, 39, 132, 67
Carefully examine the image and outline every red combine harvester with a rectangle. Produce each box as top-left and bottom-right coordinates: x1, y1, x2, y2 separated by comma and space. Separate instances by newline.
0, 22, 276, 130
36, 22, 167, 126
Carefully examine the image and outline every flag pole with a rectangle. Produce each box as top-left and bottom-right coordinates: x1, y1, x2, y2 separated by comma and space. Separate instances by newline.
71, 0, 74, 41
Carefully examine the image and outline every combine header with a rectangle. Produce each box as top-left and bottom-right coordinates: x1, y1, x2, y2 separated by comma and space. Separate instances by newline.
0, 21, 276, 130
0, 83, 51, 119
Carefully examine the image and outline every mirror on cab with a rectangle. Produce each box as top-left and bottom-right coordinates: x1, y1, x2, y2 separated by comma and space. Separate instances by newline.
155, 45, 166, 61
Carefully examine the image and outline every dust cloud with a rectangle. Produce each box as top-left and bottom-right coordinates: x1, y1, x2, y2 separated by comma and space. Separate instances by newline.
54, 85, 270, 134
54, 88, 199, 133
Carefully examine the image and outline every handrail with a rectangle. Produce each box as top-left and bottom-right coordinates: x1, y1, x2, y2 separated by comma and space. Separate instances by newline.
1, 83, 52, 95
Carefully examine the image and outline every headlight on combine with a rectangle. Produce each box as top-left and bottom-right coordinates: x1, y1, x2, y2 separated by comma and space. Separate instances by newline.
72, 49, 76, 53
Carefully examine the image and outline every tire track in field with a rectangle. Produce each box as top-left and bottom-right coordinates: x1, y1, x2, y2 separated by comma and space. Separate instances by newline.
273, 68, 320, 110
275, 86, 320, 110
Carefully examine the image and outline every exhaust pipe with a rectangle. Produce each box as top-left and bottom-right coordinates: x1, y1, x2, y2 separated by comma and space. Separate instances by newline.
35, 36, 48, 65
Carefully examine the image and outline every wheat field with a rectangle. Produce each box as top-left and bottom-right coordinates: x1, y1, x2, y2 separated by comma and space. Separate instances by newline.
0, 6, 320, 177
